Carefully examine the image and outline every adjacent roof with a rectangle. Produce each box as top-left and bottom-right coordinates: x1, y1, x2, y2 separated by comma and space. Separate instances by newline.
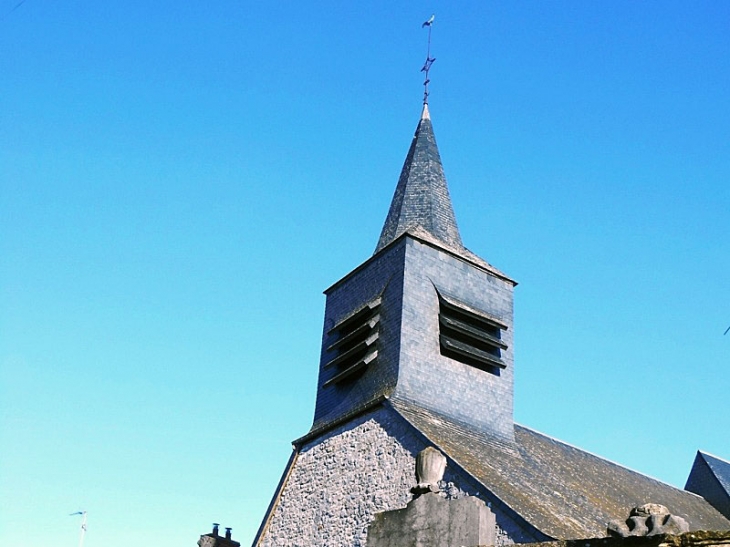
375, 104, 464, 254
390, 399, 730, 540
702, 453, 730, 497
686, 452, 730, 520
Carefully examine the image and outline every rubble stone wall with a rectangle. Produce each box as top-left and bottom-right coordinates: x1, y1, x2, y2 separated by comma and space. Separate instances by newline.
513, 531, 730, 547
256, 406, 539, 547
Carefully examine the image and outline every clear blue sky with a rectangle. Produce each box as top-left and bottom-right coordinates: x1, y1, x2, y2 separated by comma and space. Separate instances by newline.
1, 2, 728, 546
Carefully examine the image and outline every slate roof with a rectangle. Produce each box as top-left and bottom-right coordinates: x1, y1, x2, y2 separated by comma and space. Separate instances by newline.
703, 453, 730, 496
686, 452, 730, 520
373, 104, 514, 284
375, 104, 464, 254
390, 399, 730, 540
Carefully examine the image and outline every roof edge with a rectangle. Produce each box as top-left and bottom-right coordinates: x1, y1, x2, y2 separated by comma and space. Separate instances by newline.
699, 451, 730, 466
251, 448, 299, 547
295, 395, 389, 447
325, 231, 516, 296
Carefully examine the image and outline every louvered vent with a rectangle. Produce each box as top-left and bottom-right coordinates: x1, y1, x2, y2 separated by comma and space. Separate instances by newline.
439, 296, 507, 372
323, 298, 380, 387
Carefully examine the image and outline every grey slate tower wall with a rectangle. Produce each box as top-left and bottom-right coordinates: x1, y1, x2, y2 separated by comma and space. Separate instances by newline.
312, 241, 406, 431
392, 236, 514, 441
313, 233, 515, 441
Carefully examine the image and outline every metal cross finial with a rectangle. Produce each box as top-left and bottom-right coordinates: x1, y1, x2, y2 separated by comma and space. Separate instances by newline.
421, 15, 436, 105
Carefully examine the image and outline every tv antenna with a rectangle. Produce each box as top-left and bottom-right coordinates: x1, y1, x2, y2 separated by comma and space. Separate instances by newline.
421, 15, 436, 105
70, 511, 87, 547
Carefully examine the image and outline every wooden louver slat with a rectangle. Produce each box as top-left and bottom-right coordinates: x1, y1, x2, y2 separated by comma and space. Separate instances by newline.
438, 295, 507, 372
324, 297, 381, 387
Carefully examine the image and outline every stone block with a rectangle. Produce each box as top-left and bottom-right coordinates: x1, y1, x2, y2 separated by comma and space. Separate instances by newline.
367, 492, 496, 547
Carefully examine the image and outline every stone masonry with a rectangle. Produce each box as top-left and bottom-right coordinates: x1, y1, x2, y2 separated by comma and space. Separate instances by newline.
254, 405, 539, 547
367, 493, 496, 547
520, 531, 730, 547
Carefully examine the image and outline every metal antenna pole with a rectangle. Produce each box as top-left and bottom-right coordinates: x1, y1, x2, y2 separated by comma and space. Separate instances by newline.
70, 511, 87, 547
421, 15, 436, 105
79, 511, 87, 547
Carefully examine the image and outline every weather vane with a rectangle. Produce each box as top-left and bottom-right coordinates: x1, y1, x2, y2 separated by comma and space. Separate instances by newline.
421, 15, 436, 105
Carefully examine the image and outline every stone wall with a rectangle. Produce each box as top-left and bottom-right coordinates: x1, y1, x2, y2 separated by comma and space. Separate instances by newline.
514, 531, 730, 547
255, 405, 538, 547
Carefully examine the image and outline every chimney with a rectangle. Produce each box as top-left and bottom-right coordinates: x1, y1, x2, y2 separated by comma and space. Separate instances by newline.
198, 522, 239, 547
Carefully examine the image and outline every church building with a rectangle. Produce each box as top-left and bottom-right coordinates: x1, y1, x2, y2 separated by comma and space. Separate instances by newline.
251, 102, 730, 547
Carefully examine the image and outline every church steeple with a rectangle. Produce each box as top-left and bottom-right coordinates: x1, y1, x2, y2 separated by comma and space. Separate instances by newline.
307, 104, 516, 444
375, 104, 464, 254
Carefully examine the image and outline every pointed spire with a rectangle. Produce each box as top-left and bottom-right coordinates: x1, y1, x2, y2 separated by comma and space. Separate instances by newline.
375, 104, 464, 254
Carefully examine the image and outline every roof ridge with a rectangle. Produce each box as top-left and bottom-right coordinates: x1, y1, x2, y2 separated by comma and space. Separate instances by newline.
699, 451, 730, 466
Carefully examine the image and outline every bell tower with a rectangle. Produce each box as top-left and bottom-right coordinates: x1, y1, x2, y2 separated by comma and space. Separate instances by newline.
310, 104, 517, 443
